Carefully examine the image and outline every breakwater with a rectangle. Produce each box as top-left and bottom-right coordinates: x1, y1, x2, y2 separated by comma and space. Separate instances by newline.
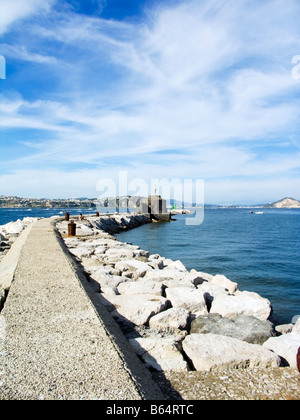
1, 214, 299, 400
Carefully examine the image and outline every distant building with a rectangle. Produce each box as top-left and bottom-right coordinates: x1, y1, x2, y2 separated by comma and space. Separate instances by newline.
137, 192, 170, 222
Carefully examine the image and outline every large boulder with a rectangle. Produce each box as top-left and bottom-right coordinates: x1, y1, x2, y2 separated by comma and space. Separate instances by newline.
2, 220, 24, 235
146, 269, 216, 289
197, 282, 229, 309
166, 260, 187, 272
92, 273, 128, 295
114, 260, 153, 278
190, 314, 275, 344
211, 274, 238, 294
165, 287, 208, 316
86, 237, 118, 248
263, 333, 300, 370
210, 290, 272, 321
149, 308, 190, 331
76, 223, 95, 236
189, 270, 214, 283
110, 294, 170, 326
69, 247, 94, 259
104, 247, 136, 260
117, 279, 164, 296
104, 244, 149, 262
129, 336, 189, 372
145, 268, 187, 283
182, 333, 281, 372
293, 318, 300, 333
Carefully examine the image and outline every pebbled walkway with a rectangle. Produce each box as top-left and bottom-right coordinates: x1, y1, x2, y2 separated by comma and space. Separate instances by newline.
0, 218, 163, 400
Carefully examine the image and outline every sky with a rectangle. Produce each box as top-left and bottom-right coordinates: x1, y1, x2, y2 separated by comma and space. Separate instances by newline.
0, 0, 300, 204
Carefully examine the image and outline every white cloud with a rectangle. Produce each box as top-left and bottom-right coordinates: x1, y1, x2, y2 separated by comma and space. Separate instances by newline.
0, 0, 54, 35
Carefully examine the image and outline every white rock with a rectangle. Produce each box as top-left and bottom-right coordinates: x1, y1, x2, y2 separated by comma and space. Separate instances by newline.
76, 223, 95, 236
275, 324, 294, 335
22, 217, 37, 225
190, 270, 214, 283
129, 336, 189, 372
87, 238, 118, 248
263, 333, 300, 370
183, 333, 280, 372
145, 268, 205, 288
210, 291, 272, 321
198, 282, 229, 297
163, 258, 175, 266
147, 258, 165, 270
149, 254, 161, 260
293, 318, 300, 333
149, 308, 190, 331
167, 260, 187, 272
3, 220, 24, 234
211, 274, 238, 294
81, 256, 103, 268
117, 279, 164, 296
64, 237, 81, 247
93, 247, 107, 256
162, 279, 194, 289
165, 287, 208, 316
69, 247, 94, 259
114, 260, 153, 277
110, 294, 170, 326
197, 282, 229, 307
92, 273, 127, 291
145, 268, 187, 283
105, 248, 136, 260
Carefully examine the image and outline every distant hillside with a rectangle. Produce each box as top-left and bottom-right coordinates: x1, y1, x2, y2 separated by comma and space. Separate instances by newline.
266, 197, 300, 208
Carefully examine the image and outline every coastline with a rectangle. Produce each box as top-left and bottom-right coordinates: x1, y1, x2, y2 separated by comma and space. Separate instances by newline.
1, 213, 299, 400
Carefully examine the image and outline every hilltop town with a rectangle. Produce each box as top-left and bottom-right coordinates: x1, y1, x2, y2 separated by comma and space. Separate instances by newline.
0, 195, 299, 209
0, 196, 97, 209
0, 195, 143, 209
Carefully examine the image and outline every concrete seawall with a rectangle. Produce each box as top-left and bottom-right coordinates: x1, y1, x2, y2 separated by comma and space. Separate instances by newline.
0, 218, 163, 400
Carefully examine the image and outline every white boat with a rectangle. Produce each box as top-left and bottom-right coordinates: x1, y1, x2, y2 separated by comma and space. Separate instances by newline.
255, 211, 264, 215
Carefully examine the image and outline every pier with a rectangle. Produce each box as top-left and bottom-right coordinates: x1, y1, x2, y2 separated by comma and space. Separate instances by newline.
1, 216, 299, 401
0, 218, 163, 400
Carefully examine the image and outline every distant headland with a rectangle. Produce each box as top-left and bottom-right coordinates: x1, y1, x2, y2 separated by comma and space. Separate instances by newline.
267, 197, 300, 209
0, 195, 299, 209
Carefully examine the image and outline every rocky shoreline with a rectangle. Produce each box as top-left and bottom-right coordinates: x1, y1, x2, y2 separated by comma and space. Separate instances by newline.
1, 214, 300, 399
55, 215, 300, 380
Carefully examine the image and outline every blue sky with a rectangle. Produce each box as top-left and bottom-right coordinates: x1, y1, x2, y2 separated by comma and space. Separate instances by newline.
0, 0, 300, 204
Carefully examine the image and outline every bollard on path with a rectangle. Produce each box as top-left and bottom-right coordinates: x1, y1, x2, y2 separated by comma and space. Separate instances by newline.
65, 212, 70, 221
68, 221, 76, 237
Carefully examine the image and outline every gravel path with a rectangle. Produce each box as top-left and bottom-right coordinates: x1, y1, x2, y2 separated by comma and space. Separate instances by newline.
0, 219, 163, 400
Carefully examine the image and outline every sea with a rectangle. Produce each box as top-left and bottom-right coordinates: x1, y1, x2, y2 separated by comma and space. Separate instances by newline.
1, 207, 299, 325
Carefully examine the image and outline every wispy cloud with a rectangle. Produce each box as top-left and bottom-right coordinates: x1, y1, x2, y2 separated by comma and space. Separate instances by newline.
0, 0, 54, 34
0, 0, 300, 202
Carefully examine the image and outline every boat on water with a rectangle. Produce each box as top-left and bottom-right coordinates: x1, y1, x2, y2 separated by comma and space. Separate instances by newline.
255, 211, 264, 215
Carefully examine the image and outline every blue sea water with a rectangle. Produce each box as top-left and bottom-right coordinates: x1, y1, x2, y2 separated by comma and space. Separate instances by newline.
0, 207, 98, 225
1, 207, 299, 325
